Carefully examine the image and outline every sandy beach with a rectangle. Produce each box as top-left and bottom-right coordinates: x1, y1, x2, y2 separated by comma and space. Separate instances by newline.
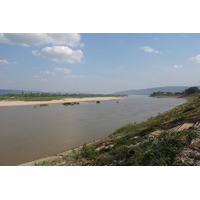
0, 97, 123, 107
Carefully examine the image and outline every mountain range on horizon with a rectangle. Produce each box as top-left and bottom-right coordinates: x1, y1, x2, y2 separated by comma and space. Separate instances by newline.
0, 86, 200, 95
113, 86, 200, 95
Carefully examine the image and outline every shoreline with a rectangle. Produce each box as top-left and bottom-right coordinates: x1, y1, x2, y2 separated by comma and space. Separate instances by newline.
18, 139, 102, 166
0, 96, 123, 107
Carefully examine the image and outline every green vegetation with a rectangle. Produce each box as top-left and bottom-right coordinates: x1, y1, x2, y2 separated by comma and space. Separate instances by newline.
39, 104, 49, 107
0, 92, 125, 102
149, 87, 200, 97
34, 157, 64, 166
63, 102, 80, 106
185, 87, 200, 95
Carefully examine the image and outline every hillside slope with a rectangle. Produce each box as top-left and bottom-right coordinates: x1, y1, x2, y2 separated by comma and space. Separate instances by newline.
23, 95, 200, 166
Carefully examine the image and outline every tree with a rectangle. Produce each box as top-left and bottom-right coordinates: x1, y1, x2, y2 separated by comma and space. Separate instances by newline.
185, 87, 200, 95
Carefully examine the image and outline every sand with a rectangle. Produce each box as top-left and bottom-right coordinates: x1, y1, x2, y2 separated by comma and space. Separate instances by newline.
0, 97, 123, 107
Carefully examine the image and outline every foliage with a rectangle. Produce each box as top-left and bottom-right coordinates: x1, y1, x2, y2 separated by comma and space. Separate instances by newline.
72, 144, 99, 160
112, 123, 137, 135
149, 91, 165, 97
185, 87, 200, 95
34, 157, 63, 166
39, 104, 49, 107
63, 102, 79, 106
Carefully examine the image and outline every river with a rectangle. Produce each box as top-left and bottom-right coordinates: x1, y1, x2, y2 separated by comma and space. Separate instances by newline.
0, 95, 187, 165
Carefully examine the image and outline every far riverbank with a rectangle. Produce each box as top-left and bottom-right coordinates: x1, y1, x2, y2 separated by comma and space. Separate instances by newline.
0, 96, 123, 107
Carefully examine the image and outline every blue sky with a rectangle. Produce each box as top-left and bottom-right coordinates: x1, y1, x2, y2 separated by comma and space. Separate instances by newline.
0, 33, 200, 94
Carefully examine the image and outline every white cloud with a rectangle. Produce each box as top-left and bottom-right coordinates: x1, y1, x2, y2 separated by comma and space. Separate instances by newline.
140, 46, 160, 54
0, 33, 82, 47
189, 54, 200, 63
38, 46, 83, 63
0, 59, 10, 64
32, 50, 41, 56
0, 59, 16, 64
55, 67, 71, 74
174, 65, 183, 68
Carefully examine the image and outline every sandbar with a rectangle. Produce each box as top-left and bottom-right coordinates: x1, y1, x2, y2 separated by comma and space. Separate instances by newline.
0, 97, 123, 107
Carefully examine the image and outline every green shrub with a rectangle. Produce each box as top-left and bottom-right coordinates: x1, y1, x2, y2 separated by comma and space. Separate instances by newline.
73, 144, 99, 160
63, 102, 79, 106
39, 104, 49, 107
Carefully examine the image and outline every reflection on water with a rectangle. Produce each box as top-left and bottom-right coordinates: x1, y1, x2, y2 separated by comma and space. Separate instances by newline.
0, 95, 186, 165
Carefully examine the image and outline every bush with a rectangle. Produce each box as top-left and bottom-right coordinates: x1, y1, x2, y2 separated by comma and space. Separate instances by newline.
63, 102, 79, 106
39, 104, 49, 107
76, 144, 99, 160
185, 87, 200, 95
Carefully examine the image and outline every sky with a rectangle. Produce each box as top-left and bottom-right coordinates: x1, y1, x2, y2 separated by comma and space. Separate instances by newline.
0, 33, 200, 94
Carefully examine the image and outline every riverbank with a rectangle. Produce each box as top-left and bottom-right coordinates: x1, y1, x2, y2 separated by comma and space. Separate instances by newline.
19, 95, 200, 166
0, 96, 123, 107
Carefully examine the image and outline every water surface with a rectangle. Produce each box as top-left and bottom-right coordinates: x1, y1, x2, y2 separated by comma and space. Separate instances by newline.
0, 95, 186, 165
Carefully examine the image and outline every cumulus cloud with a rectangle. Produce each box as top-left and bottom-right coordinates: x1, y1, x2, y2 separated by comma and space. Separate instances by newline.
0, 33, 82, 47
189, 54, 200, 63
37, 46, 83, 63
140, 46, 160, 54
174, 65, 183, 68
55, 67, 71, 74
0, 59, 16, 64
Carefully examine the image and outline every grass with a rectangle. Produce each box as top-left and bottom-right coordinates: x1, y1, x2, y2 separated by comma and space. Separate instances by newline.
34, 157, 64, 166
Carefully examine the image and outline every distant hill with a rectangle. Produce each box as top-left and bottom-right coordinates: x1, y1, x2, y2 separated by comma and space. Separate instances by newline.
0, 89, 41, 95
113, 86, 200, 95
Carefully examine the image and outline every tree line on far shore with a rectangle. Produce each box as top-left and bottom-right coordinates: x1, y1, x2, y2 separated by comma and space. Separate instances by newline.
0, 92, 126, 101
149, 87, 200, 97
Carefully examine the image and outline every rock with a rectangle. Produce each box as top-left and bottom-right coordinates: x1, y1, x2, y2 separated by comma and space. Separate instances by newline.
96, 145, 105, 151
189, 138, 200, 149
